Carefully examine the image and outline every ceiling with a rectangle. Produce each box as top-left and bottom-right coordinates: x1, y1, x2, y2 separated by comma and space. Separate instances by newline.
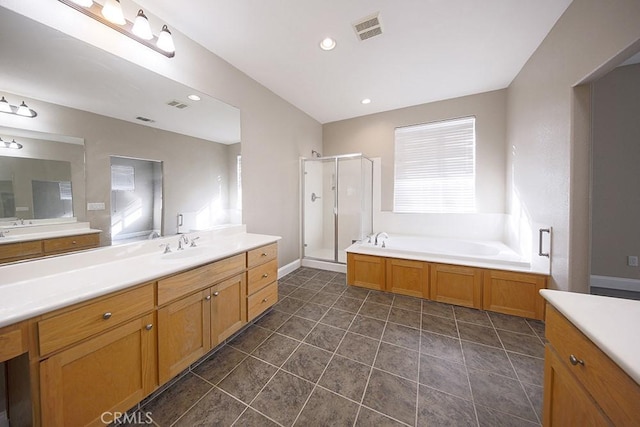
136, 0, 574, 124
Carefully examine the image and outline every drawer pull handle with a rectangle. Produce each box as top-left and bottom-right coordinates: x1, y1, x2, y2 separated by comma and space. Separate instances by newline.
262, 298, 268, 303
569, 354, 585, 366
72, 240, 77, 244
262, 273, 269, 278
102, 312, 112, 320
205, 295, 211, 301
213, 292, 220, 297
145, 324, 153, 331
261, 252, 267, 257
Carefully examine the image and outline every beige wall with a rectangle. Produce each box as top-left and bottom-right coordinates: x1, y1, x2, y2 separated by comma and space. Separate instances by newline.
591, 63, 640, 279
506, 0, 640, 292
1, 0, 323, 266
323, 89, 507, 213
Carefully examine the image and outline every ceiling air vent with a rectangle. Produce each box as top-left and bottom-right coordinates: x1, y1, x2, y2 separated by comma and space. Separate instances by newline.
167, 100, 189, 109
353, 13, 382, 41
136, 116, 155, 123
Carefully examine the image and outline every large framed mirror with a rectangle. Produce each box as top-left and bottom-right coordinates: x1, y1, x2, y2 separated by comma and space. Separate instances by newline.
0, 6, 242, 246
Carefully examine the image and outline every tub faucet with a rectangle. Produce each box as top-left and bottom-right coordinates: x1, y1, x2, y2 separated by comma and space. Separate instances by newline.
375, 232, 388, 246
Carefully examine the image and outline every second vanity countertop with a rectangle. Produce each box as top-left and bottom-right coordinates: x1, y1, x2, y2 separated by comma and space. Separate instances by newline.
0, 221, 101, 245
540, 289, 640, 386
0, 226, 280, 328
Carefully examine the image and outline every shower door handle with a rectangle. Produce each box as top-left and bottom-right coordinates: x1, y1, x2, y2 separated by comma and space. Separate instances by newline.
311, 192, 321, 202
538, 228, 551, 257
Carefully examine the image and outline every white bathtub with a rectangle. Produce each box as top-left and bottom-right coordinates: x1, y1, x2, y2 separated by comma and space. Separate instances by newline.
347, 234, 530, 270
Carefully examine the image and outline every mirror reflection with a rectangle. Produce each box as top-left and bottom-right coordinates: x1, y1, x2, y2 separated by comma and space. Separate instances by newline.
0, 7, 242, 247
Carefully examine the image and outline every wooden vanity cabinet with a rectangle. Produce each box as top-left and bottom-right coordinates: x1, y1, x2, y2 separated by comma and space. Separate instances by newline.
429, 263, 483, 309
543, 305, 640, 426
210, 274, 246, 346
246, 244, 278, 321
483, 270, 546, 320
385, 258, 429, 298
347, 253, 385, 290
0, 232, 100, 265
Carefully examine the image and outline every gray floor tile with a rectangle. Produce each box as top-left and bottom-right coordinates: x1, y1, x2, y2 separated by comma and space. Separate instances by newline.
278, 283, 298, 296
419, 354, 471, 400
374, 342, 419, 380
336, 332, 380, 365
331, 273, 347, 284
388, 306, 422, 329
417, 385, 477, 427
462, 341, 516, 378
141, 373, 212, 426
508, 351, 544, 386
366, 290, 395, 306
382, 322, 421, 351
233, 407, 279, 427
218, 356, 278, 403
282, 343, 333, 383
319, 355, 372, 401
497, 330, 545, 358
304, 323, 346, 352
253, 309, 292, 331
489, 312, 536, 335
309, 291, 340, 307
349, 315, 386, 340
174, 387, 245, 427
359, 301, 391, 320
301, 279, 330, 291
333, 295, 365, 313
251, 333, 299, 366
193, 345, 248, 384
296, 302, 330, 321
295, 387, 359, 427
343, 285, 371, 300
314, 271, 338, 282
454, 306, 492, 326
251, 371, 315, 426
273, 296, 306, 314
522, 382, 543, 423
295, 268, 320, 278
392, 295, 422, 312
422, 313, 459, 338
458, 321, 502, 348
420, 331, 464, 363
526, 319, 546, 340
363, 369, 417, 426
468, 368, 538, 422
476, 405, 539, 427
322, 282, 348, 295
228, 326, 273, 353
320, 307, 356, 330
277, 315, 317, 340
355, 406, 406, 426
288, 287, 319, 302
282, 275, 309, 286
422, 300, 455, 319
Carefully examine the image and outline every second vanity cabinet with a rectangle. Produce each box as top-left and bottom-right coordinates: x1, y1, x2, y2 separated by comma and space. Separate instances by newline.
0, 232, 100, 265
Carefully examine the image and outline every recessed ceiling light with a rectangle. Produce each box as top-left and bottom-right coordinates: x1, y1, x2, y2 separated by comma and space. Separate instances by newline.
319, 37, 336, 51
361, 98, 371, 105
188, 94, 201, 101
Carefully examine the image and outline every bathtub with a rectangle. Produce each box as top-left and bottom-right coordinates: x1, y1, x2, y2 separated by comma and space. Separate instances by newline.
347, 234, 530, 271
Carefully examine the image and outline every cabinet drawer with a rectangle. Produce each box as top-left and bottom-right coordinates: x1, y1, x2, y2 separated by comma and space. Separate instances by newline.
247, 281, 278, 321
0, 322, 27, 362
0, 240, 43, 262
247, 243, 277, 268
38, 283, 155, 355
157, 254, 245, 305
43, 233, 99, 254
247, 259, 278, 295
546, 305, 640, 426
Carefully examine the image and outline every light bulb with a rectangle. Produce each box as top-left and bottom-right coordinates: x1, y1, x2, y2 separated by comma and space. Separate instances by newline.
70, 0, 93, 7
361, 98, 371, 105
101, 0, 125, 25
132, 10, 153, 40
319, 37, 336, 51
0, 97, 11, 113
157, 25, 175, 53
16, 102, 32, 117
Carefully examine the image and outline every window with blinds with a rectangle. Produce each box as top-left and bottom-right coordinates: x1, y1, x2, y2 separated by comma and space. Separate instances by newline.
393, 116, 476, 213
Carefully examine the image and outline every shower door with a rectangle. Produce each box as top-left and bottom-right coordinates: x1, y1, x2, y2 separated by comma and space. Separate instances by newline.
303, 158, 337, 262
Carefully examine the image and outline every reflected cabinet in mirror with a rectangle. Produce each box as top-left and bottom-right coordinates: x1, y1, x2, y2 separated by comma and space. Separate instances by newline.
0, 6, 241, 246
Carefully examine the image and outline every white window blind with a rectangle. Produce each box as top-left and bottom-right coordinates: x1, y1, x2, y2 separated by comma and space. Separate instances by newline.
394, 116, 476, 213
59, 181, 72, 200
111, 165, 135, 191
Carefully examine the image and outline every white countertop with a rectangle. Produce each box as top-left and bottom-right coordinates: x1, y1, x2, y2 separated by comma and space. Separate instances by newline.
0, 221, 101, 245
540, 289, 640, 385
0, 227, 280, 328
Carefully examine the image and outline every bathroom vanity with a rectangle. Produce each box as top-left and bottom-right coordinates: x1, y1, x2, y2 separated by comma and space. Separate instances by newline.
540, 290, 640, 426
0, 227, 279, 426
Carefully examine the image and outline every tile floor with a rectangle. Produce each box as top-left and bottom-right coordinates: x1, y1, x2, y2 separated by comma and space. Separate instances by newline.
126, 267, 546, 426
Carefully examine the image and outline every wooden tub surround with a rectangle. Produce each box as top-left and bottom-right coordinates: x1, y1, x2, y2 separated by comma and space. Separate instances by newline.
347, 252, 547, 320
0, 237, 278, 427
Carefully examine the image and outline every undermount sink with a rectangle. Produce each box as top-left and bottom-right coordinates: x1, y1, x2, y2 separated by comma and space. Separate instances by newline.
161, 246, 207, 260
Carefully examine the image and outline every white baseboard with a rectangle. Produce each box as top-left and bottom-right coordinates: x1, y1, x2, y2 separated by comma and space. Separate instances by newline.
301, 259, 347, 274
278, 259, 301, 279
590, 275, 640, 292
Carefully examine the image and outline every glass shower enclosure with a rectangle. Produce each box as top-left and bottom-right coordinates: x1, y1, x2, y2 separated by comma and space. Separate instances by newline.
302, 153, 373, 264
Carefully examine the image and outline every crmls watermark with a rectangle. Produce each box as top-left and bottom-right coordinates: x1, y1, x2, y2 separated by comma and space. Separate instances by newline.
100, 411, 153, 425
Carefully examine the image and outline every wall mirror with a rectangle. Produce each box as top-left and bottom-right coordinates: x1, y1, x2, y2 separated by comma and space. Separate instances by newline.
0, 6, 241, 245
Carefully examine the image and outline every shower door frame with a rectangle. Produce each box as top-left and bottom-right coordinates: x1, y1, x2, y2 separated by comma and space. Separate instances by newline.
301, 153, 373, 264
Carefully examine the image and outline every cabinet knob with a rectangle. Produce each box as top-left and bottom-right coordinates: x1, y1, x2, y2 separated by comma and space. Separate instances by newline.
262, 273, 269, 278
261, 252, 267, 257
72, 240, 77, 244
262, 298, 268, 303
145, 324, 153, 331
569, 354, 585, 366
213, 292, 220, 297
205, 295, 211, 301
102, 312, 112, 320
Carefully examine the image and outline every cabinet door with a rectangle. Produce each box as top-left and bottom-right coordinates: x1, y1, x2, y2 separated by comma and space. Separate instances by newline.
347, 253, 385, 290
386, 258, 429, 298
543, 346, 611, 427
483, 270, 546, 320
211, 274, 246, 346
157, 290, 210, 385
430, 264, 482, 309
39, 314, 156, 427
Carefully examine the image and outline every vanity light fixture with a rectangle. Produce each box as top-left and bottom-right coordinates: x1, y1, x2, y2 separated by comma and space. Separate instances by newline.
319, 37, 337, 51
0, 137, 23, 150
0, 96, 37, 118
58, 0, 176, 58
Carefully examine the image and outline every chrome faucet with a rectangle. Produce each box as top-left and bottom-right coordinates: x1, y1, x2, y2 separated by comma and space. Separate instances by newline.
0, 230, 8, 238
374, 232, 389, 246
159, 243, 171, 254
190, 236, 200, 247
178, 235, 189, 250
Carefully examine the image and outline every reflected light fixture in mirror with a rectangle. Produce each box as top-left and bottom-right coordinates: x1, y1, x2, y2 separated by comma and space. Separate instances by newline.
0, 96, 37, 117
0, 137, 23, 149
58, 0, 176, 57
